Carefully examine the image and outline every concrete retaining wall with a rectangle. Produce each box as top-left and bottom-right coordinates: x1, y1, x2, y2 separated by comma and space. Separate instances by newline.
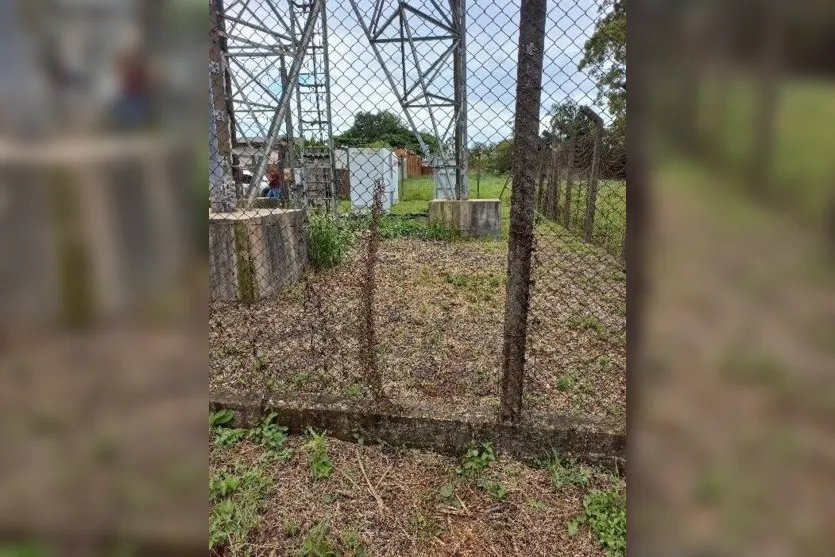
428, 199, 502, 240
209, 209, 307, 302
0, 136, 193, 329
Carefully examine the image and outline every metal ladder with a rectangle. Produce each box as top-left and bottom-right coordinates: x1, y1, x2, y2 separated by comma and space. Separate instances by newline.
292, 1, 336, 212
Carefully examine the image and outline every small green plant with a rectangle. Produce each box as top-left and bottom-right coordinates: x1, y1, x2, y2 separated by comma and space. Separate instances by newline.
455, 441, 496, 476
339, 529, 367, 557
411, 510, 445, 541
210, 409, 248, 448
252, 356, 268, 372
213, 427, 247, 447
593, 355, 613, 372
556, 375, 573, 392
477, 478, 507, 501
305, 428, 333, 479
547, 455, 591, 489
209, 464, 273, 553
283, 518, 301, 538
351, 427, 367, 445
566, 488, 626, 557
308, 212, 354, 270
248, 412, 291, 460
342, 383, 366, 398
568, 313, 606, 336
210, 409, 235, 428
527, 499, 547, 511
292, 371, 313, 389
438, 484, 461, 508
300, 519, 336, 557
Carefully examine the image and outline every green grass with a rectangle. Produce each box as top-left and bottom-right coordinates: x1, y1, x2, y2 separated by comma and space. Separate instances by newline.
392, 173, 512, 237
393, 173, 625, 254
209, 463, 273, 553
689, 76, 835, 227
535, 180, 626, 258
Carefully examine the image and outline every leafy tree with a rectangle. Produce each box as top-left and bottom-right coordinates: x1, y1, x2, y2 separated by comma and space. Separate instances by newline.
334, 111, 439, 153
578, 0, 626, 127
491, 139, 514, 173
546, 100, 594, 143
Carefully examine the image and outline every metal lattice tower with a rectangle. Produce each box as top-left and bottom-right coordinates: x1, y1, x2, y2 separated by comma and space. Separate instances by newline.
293, 0, 337, 211
347, 0, 468, 200
212, 0, 337, 211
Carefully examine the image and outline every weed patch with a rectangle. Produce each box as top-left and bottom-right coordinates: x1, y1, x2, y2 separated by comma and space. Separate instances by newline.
568, 313, 607, 336
566, 487, 626, 557
308, 212, 354, 270
455, 441, 495, 477
248, 412, 291, 460
556, 375, 573, 392
209, 464, 273, 553
339, 528, 368, 557
342, 383, 366, 398
477, 478, 507, 501
527, 499, 547, 511
292, 371, 313, 389
547, 455, 591, 489
374, 215, 454, 241
300, 519, 336, 557
440, 271, 505, 292
305, 428, 333, 480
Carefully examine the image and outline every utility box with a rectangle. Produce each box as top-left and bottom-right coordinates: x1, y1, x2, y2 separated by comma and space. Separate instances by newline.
430, 156, 467, 200
347, 148, 400, 212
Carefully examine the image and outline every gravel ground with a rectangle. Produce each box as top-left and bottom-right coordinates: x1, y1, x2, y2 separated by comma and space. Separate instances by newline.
210, 230, 626, 425
210, 432, 625, 556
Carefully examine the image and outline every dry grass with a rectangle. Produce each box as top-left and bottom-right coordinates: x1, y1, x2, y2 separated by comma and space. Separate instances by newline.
210, 226, 626, 425
210, 433, 624, 557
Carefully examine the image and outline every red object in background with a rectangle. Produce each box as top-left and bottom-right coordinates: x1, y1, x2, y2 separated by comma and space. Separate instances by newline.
118, 52, 149, 97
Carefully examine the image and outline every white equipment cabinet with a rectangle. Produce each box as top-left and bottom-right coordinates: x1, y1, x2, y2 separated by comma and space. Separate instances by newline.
347, 148, 400, 212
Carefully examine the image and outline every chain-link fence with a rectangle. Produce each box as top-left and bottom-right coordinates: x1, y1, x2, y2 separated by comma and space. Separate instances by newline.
208, 0, 626, 430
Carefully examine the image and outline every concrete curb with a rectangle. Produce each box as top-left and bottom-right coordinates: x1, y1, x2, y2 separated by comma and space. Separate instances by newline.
210, 390, 626, 474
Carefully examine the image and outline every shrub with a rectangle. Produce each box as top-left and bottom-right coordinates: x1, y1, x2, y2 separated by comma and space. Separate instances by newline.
308, 212, 354, 270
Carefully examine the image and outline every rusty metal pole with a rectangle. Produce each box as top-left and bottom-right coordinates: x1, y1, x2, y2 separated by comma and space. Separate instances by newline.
500, 0, 547, 424
452, 0, 469, 199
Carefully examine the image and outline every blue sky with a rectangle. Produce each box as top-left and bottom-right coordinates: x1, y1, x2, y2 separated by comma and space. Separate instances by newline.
225, 0, 607, 146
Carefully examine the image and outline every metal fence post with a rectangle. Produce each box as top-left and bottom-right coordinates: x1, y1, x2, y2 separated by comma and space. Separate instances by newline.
583, 107, 604, 243
562, 128, 576, 230
500, 0, 548, 424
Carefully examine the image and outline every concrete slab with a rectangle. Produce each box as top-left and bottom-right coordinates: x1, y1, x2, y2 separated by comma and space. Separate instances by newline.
428, 199, 501, 240
209, 209, 307, 302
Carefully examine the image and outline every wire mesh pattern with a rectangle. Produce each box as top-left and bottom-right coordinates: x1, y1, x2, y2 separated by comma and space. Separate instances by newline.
208, 0, 626, 428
